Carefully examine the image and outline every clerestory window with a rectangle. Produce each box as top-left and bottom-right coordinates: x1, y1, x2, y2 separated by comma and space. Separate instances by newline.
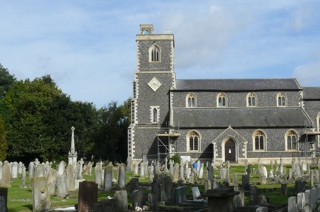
247, 92, 257, 107
217, 93, 227, 107
277, 92, 286, 107
186, 93, 196, 108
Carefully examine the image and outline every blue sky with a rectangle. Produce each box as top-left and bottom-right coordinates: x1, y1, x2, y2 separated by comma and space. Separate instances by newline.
0, 1, 319, 108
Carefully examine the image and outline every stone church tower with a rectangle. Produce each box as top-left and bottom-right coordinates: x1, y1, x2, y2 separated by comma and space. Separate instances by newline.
128, 24, 176, 161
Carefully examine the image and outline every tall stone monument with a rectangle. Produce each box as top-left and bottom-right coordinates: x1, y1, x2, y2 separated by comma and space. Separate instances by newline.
68, 126, 77, 167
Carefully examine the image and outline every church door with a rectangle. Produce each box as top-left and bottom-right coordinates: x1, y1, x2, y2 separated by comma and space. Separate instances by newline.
225, 140, 236, 162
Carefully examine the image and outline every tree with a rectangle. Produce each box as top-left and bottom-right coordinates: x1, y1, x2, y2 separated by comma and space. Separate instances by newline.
0, 64, 16, 122
0, 63, 16, 99
4, 75, 62, 162
0, 116, 8, 160
93, 99, 131, 162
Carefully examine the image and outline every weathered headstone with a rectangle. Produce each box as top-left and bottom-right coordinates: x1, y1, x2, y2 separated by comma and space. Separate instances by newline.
161, 176, 173, 201
1, 162, 10, 187
77, 181, 98, 212
47, 168, 58, 195
34, 164, 46, 178
114, 190, 128, 211
66, 164, 75, 191
32, 177, 50, 212
104, 165, 113, 192
77, 158, 84, 180
132, 189, 146, 209
94, 163, 103, 189
117, 163, 126, 189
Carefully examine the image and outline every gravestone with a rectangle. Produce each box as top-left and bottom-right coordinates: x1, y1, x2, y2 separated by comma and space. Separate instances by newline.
0, 188, 8, 212
56, 173, 69, 198
34, 164, 46, 178
192, 187, 201, 200
66, 164, 75, 191
133, 161, 139, 176
288, 196, 297, 212
161, 176, 173, 201
114, 190, 128, 211
104, 165, 113, 192
77, 158, 84, 180
28, 162, 35, 179
127, 178, 140, 198
173, 186, 187, 204
242, 174, 250, 191
1, 161, 10, 187
11, 162, 18, 179
47, 168, 58, 195
94, 163, 103, 189
249, 185, 260, 205
57, 161, 66, 176
207, 165, 214, 181
118, 163, 126, 189
132, 189, 146, 209
203, 188, 240, 212
20, 166, 27, 188
32, 177, 50, 212
77, 181, 98, 212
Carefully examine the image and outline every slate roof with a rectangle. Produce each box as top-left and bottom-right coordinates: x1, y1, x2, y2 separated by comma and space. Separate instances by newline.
172, 107, 312, 128
303, 87, 320, 100
175, 79, 301, 91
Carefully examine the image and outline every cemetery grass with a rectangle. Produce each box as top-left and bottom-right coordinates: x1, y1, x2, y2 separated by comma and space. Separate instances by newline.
7, 165, 297, 211
7, 174, 111, 212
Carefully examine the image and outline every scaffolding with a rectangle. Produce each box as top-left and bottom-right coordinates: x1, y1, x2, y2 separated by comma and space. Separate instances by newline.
156, 128, 180, 164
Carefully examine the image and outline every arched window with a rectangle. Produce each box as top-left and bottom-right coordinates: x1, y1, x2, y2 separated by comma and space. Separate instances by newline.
247, 92, 257, 107
217, 93, 227, 107
149, 45, 160, 62
188, 131, 200, 152
253, 130, 266, 151
150, 106, 159, 123
277, 92, 286, 107
186, 93, 196, 108
153, 108, 158, 123
286, 130, 297, 151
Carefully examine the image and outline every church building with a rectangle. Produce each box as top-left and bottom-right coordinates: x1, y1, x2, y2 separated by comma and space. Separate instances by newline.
128, 24, 320, 165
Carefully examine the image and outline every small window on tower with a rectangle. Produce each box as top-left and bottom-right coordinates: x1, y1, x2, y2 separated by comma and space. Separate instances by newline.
149, 45, 160, 62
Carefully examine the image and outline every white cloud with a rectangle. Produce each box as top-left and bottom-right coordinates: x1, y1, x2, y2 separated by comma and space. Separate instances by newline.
293, 61, 320, 86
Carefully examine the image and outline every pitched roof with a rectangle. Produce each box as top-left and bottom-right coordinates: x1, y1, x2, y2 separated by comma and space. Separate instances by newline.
175, 79, 301, 91
303, 87, 320, 100
172, 107, 312, 128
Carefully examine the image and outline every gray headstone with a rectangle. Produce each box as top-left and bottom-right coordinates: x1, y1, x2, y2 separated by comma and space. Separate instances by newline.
118, 163, 126, 189
114, 190, 128, 211
104, 165, 113, 192
32, 177, 50, 212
